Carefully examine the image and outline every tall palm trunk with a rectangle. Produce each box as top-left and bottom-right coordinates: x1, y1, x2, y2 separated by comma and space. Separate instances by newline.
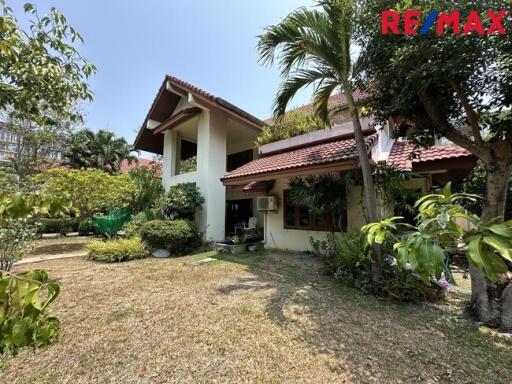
344, 86, 382, 285
471, 148, 512, 329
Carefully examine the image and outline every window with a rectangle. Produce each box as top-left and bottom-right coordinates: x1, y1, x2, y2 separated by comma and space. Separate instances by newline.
283, 190, 336, 231
227, 149, 253, 172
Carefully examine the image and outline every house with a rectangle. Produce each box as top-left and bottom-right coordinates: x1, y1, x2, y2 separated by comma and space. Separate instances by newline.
134, 75, 477, 250
119, 157, 162, 173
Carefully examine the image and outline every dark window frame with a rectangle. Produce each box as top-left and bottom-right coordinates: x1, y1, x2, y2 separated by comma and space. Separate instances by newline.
283, 189, 335, 231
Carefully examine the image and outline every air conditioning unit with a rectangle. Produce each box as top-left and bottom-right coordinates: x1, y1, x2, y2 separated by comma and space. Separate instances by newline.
257, 196, 278, 211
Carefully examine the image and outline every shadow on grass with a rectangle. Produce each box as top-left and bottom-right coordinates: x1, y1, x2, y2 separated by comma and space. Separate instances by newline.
214, 250, 512, 383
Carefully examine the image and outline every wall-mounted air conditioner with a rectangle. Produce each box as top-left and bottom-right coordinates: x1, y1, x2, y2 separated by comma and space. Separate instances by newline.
257, 196, 278, 211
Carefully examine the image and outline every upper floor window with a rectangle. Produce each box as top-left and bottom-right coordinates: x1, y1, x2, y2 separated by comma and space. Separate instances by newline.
227, 149, 253, 172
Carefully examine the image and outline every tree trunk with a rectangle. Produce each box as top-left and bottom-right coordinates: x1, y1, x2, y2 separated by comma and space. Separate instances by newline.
343, 87, 382, 285
471, 148, 512, 329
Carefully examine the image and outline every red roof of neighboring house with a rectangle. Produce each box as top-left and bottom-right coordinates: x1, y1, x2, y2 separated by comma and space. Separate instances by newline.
264, 90, 366, 125
119, 158, 161, 173
388, 141, 474, 171
222, 133, 378, 181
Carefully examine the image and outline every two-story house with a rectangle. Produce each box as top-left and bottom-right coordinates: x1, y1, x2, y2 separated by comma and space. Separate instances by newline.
134, 75, 477, 250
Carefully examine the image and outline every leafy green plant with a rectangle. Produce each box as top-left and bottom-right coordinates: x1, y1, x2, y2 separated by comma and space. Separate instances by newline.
38, 217, 74, 235
126, 167, 164, 213
32, 168, 136, 217
289, 174, 348, 231
231, 235, 245, 245
86, 237, 149, 263
0, 219, 37, 271
140, 220, 201, 256
257, 109, 326, 145
121, 209, 162, 239
78, 218, 95, 236
157, 183, 204, 220
179, 156, 197, 174
0, 269, 60, 355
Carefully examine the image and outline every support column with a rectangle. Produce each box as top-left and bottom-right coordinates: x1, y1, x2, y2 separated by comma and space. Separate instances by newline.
162, 130, 178, 190
196, 109, 227, 241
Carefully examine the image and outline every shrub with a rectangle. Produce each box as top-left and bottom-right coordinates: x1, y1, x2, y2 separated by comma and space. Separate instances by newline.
157, 183, 204, 220
0, 219, 37, 271
126, 167, 164, 213
122, 209, 162, 238
86, 237, 150, 263
140, 219, 201, 256
38, 217, 74, 235
0, 269, 60, 355
78, 218, 95, 236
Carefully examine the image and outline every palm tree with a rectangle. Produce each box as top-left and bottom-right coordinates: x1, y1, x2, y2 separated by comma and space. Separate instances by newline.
65, 129, 138, 173
258, 0, 382, 282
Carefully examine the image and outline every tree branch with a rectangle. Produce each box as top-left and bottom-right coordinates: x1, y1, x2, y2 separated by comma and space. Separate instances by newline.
449, 81, 483, 144
418, 91, 489, 161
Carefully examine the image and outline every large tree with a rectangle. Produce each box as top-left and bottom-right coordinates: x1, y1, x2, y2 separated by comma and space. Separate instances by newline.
65, 129, 138, 174
357, 0, 512, 326
0, 2, 95, 125
258, 0, 382, 284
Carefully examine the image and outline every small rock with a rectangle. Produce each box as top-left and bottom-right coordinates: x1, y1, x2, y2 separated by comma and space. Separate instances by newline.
153, 249, 170, 258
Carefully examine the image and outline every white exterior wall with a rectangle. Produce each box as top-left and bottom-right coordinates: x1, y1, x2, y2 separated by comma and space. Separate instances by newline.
196, 109, 227, 241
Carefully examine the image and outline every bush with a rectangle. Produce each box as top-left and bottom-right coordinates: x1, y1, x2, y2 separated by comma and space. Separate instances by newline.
157, 183, 204, 220
0, 269, 60, 355
38, 217, 77, 235
122, 209, 162, 238
86, 237, 150, 263
140, 219, 201, 256
126, 167, 164, 213
78, 218, 95, 236
0, 219, 37, 271
311, 233, 426, 302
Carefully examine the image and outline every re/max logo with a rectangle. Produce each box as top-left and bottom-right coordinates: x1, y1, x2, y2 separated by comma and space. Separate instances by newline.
381, 10, 510, 35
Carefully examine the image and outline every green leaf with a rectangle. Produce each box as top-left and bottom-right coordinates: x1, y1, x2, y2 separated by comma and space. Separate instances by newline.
481, 235, 512, 262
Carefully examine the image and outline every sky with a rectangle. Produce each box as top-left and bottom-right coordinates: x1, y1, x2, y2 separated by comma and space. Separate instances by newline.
13, 0, 317, 153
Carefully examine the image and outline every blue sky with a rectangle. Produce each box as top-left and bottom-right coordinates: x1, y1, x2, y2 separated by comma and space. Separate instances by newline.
15, 0, 317, 149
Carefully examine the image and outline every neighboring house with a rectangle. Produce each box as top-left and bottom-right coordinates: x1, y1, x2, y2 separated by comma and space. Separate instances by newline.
119, 157, 162, 173
134, 75, 477, 250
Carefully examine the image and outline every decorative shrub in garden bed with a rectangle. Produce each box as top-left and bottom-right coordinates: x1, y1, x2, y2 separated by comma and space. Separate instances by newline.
140, 219, 201, 256
38, 217, 76, 235
86, 237, 150, 262
78, 218, 96, 236
122, 208, 163, 238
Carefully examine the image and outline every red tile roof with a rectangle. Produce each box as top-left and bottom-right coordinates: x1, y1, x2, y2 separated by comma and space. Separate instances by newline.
222, 134, 378, 181
388, 141, 474, 171
119, 158, 161, 173
264, 90, 366, 125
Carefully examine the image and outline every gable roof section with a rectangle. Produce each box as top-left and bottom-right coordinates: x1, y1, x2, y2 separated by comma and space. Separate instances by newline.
388, 141, 475, 171
134, 75, 265, 154
222, 133, 378, 184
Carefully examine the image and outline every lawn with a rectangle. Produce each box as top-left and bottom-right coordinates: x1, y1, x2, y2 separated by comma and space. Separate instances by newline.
29, 236, 94, 258
3, 251, 511, 383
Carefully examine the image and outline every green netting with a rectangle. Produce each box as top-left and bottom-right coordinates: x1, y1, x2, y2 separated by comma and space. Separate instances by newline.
92, 208, 132, 237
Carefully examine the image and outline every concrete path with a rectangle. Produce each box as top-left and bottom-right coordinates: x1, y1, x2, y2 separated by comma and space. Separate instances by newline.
15, 251, 87, 266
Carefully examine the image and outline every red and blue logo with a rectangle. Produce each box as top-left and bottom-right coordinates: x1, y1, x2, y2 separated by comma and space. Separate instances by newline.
381, 9, 510, 35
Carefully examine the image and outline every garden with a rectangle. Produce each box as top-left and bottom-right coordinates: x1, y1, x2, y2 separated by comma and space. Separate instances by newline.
1, 0, 512, 382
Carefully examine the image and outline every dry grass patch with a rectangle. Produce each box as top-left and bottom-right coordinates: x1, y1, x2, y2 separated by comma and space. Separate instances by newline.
29, 236, 94, 257
1, 251, 511, 383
